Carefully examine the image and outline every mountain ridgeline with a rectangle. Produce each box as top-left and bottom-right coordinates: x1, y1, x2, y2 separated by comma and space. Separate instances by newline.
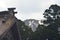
18, 4, 60, 40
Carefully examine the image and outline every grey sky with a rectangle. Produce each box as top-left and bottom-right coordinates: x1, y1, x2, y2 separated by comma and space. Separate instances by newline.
0, 0, 59, 21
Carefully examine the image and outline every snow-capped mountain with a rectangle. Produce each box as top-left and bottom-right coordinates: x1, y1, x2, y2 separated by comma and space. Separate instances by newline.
24, 19, 39, 32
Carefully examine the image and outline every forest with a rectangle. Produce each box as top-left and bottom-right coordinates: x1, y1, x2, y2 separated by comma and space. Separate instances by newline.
18, 4, 60, 40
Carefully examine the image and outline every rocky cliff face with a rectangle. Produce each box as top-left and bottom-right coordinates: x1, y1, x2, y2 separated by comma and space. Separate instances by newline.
24, 19, 39, 32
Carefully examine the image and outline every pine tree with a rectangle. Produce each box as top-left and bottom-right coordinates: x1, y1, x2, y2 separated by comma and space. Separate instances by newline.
43, 4, 60, 40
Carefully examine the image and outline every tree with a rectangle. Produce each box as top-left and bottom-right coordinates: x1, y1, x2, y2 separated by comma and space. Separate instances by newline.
31, 25, 43, 40
30, 24, 47, 40
43, 4, 60, 40
18, 20, 33, 40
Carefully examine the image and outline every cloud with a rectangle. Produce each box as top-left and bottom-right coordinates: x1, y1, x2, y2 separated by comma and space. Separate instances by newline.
0, 0, 59, 20
15, 0, 56, 20
15, 12, 44, 21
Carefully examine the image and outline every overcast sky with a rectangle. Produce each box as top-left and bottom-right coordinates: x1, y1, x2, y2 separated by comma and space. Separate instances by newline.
0, 0, 60, 21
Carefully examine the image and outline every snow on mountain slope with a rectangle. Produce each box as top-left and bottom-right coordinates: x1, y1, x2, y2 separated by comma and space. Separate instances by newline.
24, 19, 39, 32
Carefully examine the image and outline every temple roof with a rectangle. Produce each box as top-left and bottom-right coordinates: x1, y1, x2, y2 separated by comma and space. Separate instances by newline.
0, 8, 17, 39
0, 11, 9, 15
8, 8, 16, 11
0, 17, 16, 39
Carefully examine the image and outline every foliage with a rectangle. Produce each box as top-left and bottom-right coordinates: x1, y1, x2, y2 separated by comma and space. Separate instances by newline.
17, 4, 60, 40
18, 20, 33, 40
43, 4, 60, 40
